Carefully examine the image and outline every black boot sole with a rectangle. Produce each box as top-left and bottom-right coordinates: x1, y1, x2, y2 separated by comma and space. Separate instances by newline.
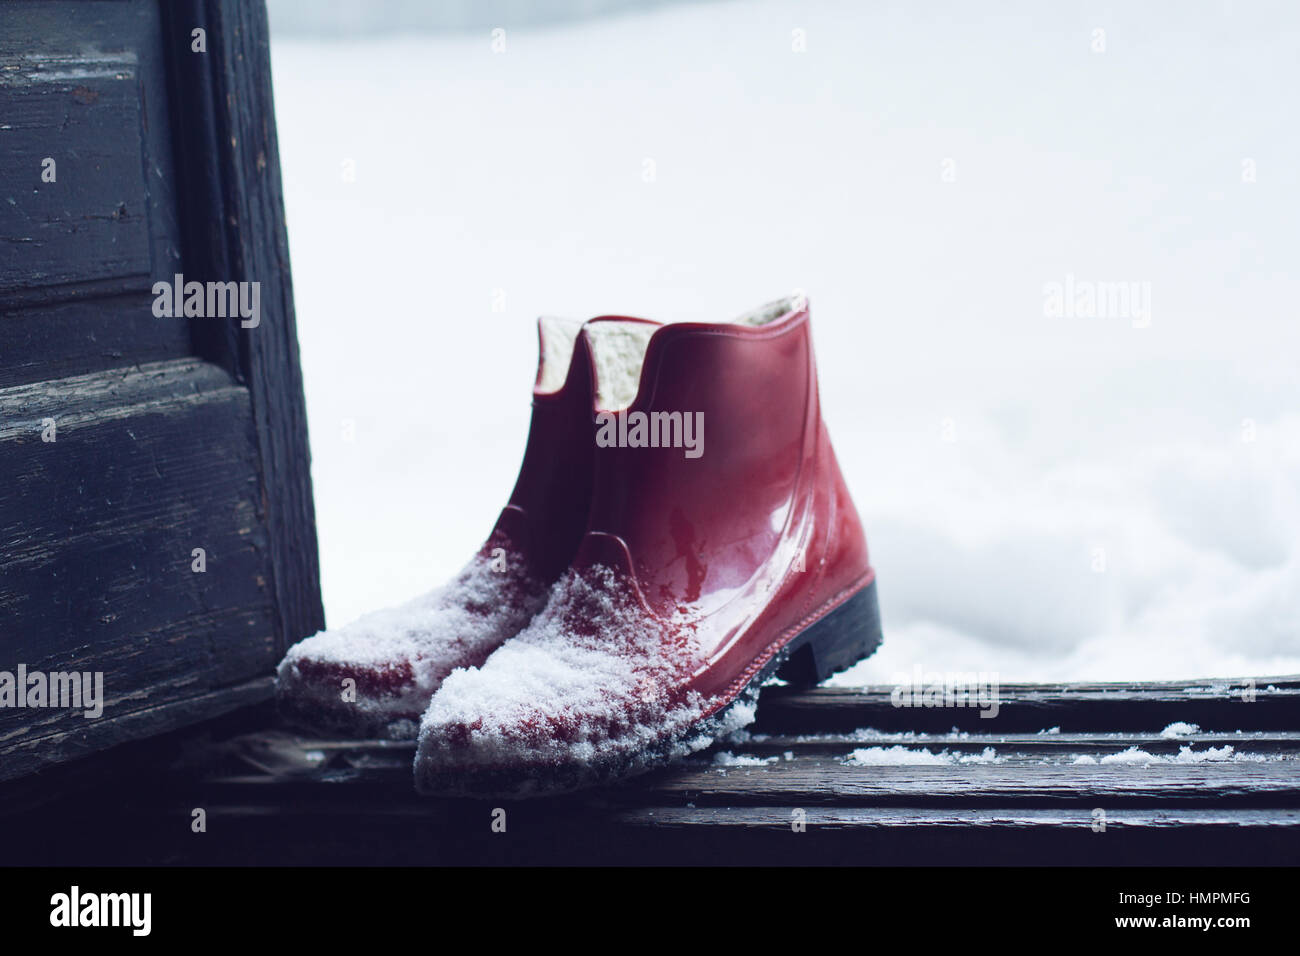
773, 577, 883, 687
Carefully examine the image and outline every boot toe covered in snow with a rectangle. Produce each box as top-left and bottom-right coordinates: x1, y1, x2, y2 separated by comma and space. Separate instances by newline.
414, 562, 760, 797
277, 542, 549, 737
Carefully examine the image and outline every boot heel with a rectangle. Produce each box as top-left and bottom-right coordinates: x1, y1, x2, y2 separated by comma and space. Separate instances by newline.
776, 580, 882, 687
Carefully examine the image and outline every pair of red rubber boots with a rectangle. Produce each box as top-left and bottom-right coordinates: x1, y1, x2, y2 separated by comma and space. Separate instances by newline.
277, 296, 881, 797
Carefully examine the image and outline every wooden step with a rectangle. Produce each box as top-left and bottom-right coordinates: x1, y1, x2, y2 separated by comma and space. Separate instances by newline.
3, 677, 1297, 864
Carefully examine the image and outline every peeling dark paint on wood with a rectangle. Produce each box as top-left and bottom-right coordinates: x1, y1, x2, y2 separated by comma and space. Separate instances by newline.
0, 0, 322, 783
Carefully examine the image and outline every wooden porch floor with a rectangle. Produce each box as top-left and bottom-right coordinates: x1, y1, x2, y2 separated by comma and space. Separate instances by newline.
4, 676, 1298, 865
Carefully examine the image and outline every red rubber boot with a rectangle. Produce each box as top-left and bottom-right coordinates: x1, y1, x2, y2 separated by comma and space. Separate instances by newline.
415, 297, 880, 794
277, 316, 606, 736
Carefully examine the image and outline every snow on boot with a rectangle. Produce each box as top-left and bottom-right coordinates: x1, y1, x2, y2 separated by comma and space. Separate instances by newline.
276, 316, 600, 737
414, 297, 881, 795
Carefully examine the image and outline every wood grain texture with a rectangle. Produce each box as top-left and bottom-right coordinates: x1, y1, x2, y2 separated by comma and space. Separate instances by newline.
0, 676, 274, 785
0, 48, 151, 293
754, 677, 1300, 734
638, 759, 1300, 807
151, 733, 1300, 811
0, 0, 185, 316
3, 678, 1295, 864
0, 359, 277, 780
160, 0, 325, 654
0, 0, 323, 781
609, 806, 1300, 829
0, 296, 193, 389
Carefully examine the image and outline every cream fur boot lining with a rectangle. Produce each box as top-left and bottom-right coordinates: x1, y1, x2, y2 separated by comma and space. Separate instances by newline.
584, 295, 805, 411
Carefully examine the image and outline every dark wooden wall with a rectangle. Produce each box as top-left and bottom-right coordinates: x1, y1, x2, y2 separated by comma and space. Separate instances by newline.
0, 0, 323, 781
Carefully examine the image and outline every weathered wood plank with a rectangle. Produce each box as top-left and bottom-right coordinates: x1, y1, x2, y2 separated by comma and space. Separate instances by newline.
0, 675, 274, 784
158, 724, 1300, 818
170, 773, 1300, 817
182, 755, 1300, 810
737, 729, 1300, 756
755, 677, 1300, 733
10, 800, 1292, 866
160, 0, 325, 656
637, 758, 1300, 807
264, 729, 1300, 754
0, 48, 151, 294
0, 0, 193, 401
0, 0, 184, 312
0, 356, 234, 435
0, 296, 193, 389
2, 674, 1298, 865
613, 806, 1300, 829
0, 359, 278, 780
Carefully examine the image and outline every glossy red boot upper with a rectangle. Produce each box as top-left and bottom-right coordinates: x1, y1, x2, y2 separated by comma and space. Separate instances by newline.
490, 317, 600, 582
581, 298, 873, 703
416, 298, 875, 793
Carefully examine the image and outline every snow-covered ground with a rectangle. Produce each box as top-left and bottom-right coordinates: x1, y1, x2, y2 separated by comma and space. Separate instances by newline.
269, 0, 1299, 682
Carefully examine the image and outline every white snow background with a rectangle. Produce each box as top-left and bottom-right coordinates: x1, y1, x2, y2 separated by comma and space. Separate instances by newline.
267, 0, 1299, 682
